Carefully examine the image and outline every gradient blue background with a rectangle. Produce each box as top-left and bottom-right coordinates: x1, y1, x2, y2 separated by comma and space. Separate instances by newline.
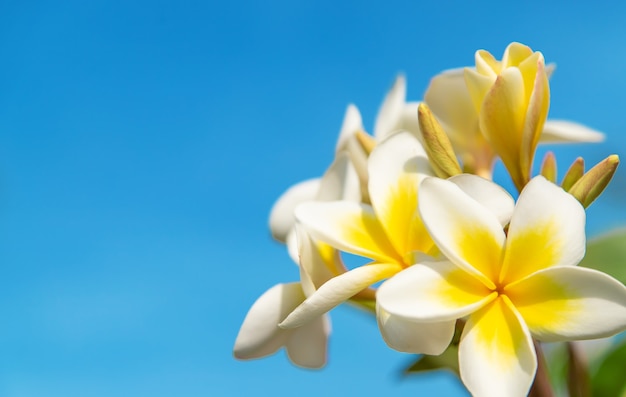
0, 1, 625, 396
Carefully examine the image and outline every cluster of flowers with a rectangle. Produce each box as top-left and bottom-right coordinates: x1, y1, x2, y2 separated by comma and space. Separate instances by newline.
233, 42, 626, 397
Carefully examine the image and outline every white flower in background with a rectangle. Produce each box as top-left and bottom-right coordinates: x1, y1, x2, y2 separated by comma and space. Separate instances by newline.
424, 46, 603, 180
378, 176, 626, 397
269, 151, 360, 262
269, 74, 423, 249
279, 131, 515, 355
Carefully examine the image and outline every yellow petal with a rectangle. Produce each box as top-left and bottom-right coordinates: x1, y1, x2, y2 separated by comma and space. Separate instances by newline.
295, 201, 402, 264
368, 131, 435, 261
460, 296, 536, 397
419, 177, 505, 288
506, 266, 626, 342
377, 260, 495, 322
500, 176, 585, 285
479, 67, 528, 189
502, 42, 534, 68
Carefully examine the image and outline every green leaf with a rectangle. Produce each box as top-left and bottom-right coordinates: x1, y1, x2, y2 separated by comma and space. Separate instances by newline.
579, 228, 626, 284
544, 342, 569, 396
403, 343, 460, 376
591, 339, 626, 397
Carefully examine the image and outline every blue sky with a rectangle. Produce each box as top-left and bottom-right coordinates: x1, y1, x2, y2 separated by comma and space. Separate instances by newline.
0, 1, 625, 396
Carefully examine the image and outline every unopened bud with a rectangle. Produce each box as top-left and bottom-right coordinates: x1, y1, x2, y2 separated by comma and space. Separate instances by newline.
561, 157, 585, 191
417, 103, 462, 178
568, 155, 619, 208
540, 151, 557, 183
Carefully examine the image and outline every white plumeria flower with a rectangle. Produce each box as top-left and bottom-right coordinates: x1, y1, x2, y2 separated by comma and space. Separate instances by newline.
378, 176, 626, 397
424, 65, 603, 177
233, 225, 341, 368
279, 131, 514, 355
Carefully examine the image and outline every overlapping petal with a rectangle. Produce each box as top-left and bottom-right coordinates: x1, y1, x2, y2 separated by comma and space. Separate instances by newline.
506, 266, 626, 342
479, 68, 527, 177
519, 58, 549, 179
377, 261, 495, 322
448, 174, 514, 226
376, 304, 455, 355
500, 176, 585, 284
295, 201, 401, 264
418, 177, 505, 287
286, 314, 331, 369
368, 131, 434, 257
269, 179, 320, 242
280, 263, 401, 329
424, 68, 481, 152
295, 224, 344, 296
234, 283, 306, 359
459, 296, 536, 397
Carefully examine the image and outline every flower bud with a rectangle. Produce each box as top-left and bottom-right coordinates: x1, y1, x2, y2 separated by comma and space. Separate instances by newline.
568, 155, 619, 208
417, 103, 462, 178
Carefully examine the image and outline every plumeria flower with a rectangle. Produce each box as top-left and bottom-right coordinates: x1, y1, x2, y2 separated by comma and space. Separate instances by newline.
233, 224, 343, 368
378, 176, 626, 397
424, 66, 603, 179
279, 131, 514, 354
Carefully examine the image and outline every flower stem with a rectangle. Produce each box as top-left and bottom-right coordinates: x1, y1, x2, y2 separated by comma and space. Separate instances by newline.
529, 341, 554, 397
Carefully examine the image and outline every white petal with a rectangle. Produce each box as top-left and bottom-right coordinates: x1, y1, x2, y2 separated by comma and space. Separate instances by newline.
269, 179, 321, 242
500, 176, 586, 284
374, 75, 406, 140
418, 177, 505, 287
377, 261, 495, 322
459, 296, 537, 397
368, 131, 435, 256
316, 152, 361, 202
377, 303, 455, 355
395, 102, 421, 137
540, 120, 604, 143
280, 263, 401, 328
335, 104, 364, 153
294, 224, 344, 296
448, 174, 515, 227
286, 314, 331, 369
506, 266, 626, 341
424, 68, 480, 151
295, 201, 401, 264
233, 283, 304, 359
